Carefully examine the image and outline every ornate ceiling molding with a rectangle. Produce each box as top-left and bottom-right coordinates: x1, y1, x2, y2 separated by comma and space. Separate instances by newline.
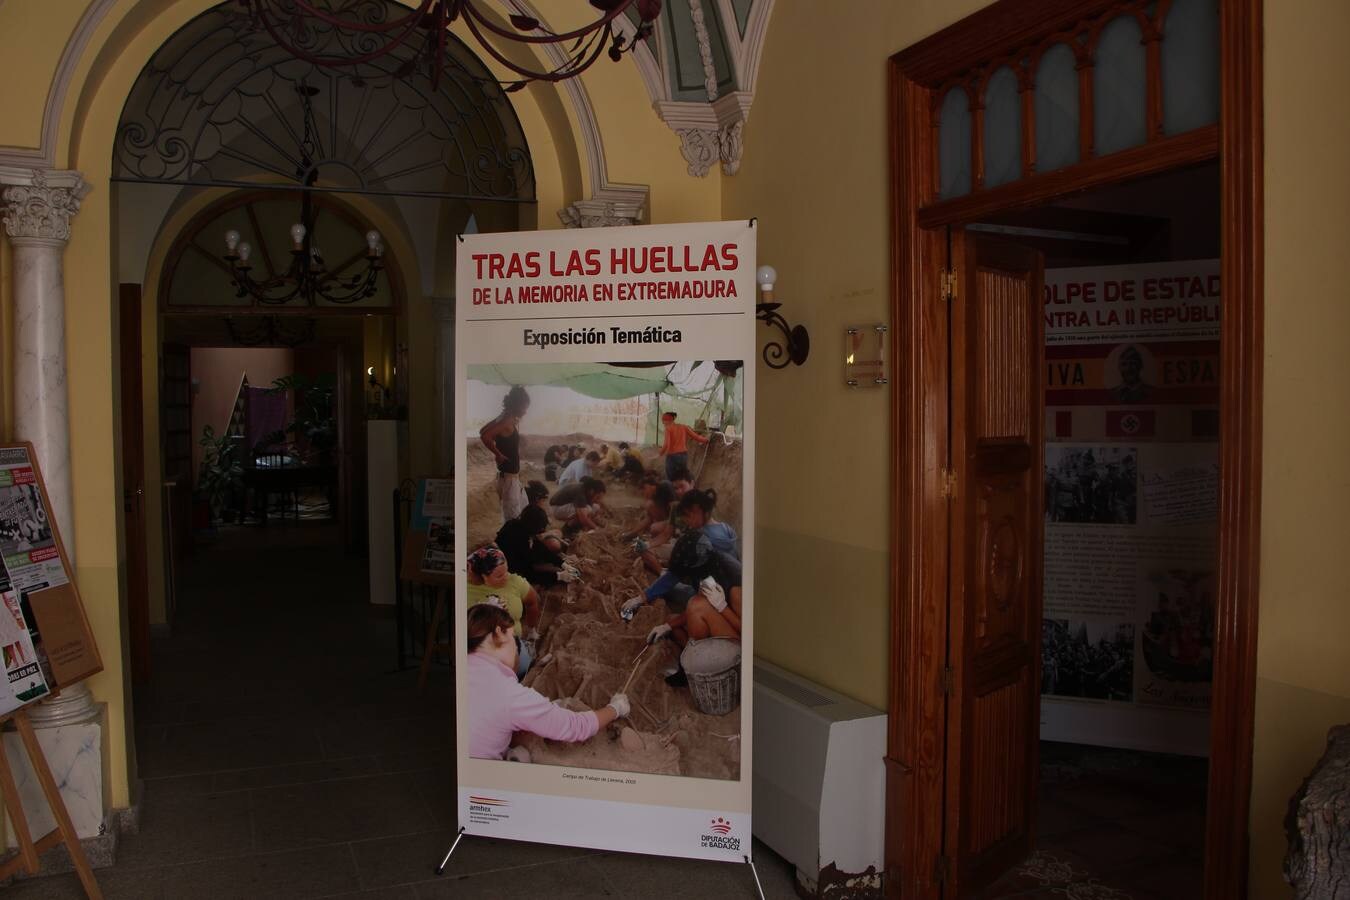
620, 0, 775, 178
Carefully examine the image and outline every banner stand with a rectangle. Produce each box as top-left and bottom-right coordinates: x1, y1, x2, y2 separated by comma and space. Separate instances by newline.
431, 827, 769, 900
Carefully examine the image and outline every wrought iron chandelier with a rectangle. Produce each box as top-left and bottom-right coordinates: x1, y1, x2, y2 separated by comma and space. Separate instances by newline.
222, 82, 386, 305
234, 0, 661, 90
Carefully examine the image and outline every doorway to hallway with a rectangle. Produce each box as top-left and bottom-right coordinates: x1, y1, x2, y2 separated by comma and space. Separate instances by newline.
886, 0, 1262, 894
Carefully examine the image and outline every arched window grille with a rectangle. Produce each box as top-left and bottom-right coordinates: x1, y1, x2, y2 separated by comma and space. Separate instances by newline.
114, 1, 535, 203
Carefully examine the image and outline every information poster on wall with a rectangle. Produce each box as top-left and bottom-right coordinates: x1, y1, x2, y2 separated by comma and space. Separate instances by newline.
454, 222, 756, 860
1040, 260, 1218, 756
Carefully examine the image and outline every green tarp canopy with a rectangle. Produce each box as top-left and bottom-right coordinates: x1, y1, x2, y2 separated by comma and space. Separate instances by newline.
469, 364, 672, 401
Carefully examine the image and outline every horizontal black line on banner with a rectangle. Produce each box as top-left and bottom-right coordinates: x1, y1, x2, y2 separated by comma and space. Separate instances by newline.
466, 311, 746, 323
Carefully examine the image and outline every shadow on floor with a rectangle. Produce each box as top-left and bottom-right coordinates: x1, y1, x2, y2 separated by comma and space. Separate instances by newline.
4, 521, 798, 899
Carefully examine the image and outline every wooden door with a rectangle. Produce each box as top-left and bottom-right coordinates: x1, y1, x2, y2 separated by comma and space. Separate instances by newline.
118, 285, 151, 682
943, 233, 1044, 894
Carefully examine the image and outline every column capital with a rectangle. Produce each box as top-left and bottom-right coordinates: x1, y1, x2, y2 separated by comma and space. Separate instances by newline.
1, 168, 88, 243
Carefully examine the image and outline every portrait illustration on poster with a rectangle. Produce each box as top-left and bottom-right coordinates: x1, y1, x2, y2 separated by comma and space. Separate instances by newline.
454, 221, 756, 863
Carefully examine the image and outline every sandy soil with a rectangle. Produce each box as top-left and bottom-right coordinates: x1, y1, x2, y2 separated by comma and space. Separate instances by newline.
465, 434, 743, 780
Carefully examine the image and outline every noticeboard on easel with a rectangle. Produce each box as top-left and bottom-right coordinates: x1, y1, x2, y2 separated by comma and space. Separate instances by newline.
399, 477, 455, 588
0, 442, 105, 898
0, 444, 102, 708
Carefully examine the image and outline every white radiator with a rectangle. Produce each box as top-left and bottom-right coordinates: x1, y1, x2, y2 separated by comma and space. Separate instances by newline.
752, 659, 887, 896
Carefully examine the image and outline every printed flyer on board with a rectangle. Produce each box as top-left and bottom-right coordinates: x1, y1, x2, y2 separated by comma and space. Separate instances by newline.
454, 221, 755, 861
0, 447, 58, 714
1041, 260, 1218, 756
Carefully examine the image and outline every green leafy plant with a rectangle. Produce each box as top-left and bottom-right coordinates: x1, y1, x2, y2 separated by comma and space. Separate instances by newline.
268, 373, 337, 462
197, 424, 244, 523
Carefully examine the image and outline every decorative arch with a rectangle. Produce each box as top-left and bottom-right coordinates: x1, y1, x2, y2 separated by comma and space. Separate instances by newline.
112, 1, 534, 203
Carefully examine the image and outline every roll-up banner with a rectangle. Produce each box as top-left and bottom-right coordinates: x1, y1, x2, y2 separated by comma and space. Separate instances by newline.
454, 221, 755, 861
1041, 259, 1218, 756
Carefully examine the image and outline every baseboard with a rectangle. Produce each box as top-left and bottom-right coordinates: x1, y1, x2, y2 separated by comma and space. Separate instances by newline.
1, 779, 142, 881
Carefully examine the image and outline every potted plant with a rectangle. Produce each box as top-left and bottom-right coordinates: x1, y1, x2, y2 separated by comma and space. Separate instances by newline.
268, 374, 337, 464
197, 424, 244, 525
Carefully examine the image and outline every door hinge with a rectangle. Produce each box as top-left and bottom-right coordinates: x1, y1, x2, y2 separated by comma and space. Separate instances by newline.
941, 666, 955, 695
941, 270, 957, 302
933, 853, 952, 884
940, 467, 957, 499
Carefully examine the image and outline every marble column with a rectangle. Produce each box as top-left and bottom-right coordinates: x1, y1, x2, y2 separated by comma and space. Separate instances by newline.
1, 168, 84, 563
0, 169, 105, 853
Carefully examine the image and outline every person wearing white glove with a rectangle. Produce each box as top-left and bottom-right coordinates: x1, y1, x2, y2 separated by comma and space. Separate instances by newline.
647, 623, 673, 645
620, 594, 647, 621
466, 604, 626, 760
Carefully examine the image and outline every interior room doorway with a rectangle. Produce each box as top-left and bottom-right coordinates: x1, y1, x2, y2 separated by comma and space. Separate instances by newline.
885, 1, 1262, 898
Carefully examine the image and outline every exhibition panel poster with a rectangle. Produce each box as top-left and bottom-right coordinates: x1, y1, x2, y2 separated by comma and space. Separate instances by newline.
1040, 260, 1218, 756
454, 221, 756, 861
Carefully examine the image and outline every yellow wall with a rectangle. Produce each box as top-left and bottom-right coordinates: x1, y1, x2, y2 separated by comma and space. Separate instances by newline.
9, 3, 1348, 892
0, 0, 91, 150
1249, 2, 1350, 895
722, 0, 992, 711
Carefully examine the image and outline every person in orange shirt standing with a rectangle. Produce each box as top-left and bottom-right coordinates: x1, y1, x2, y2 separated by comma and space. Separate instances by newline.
657, 411, 708, 481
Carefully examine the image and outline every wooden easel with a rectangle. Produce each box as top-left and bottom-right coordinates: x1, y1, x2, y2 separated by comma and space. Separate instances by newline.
0, 706, 102, 898
417, 591, 451, 692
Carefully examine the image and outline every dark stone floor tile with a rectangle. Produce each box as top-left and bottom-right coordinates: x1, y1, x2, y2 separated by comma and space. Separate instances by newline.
415, 857, 617, 900
1, 866, 165, 900
353, 831, 594, 887
138, 718, 324, 778
211, 756, 383, 793
316, 715, 452, 759
140, 772, 217, 802
251, 772, 436, 851
377, 749, 447, 774
589, 850, 765, 899
157, 844, 360, 900
115, 791, 254, 868
318, 887, 419, 900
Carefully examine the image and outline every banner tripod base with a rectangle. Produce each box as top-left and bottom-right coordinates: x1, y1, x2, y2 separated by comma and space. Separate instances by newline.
744, 854, 767, 900
434, 827, 467, 875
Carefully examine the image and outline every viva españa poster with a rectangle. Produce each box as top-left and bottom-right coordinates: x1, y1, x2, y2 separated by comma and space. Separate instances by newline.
1040, 260, 1219, 756
454, 221, 755, 860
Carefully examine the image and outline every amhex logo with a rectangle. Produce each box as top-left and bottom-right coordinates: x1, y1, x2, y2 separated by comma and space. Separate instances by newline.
700, 817, 740, 852
468, 795, 508, 814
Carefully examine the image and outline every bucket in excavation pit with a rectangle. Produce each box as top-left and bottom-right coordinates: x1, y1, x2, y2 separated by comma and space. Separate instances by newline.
680, 637, 741, 716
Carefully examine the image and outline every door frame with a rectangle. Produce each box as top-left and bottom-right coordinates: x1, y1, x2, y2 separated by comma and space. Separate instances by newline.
885, 1, 1263, 898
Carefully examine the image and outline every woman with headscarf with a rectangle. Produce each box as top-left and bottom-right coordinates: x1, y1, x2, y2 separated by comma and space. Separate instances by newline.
480, 385, 530, 523
466, 603, 629, 761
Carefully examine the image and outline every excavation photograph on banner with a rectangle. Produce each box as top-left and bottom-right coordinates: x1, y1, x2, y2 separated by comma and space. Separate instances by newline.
464, 359, 746, 781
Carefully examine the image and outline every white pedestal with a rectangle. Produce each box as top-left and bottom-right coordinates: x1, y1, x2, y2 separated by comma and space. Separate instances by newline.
3, 698, 107, 846
366, 420, 404, 605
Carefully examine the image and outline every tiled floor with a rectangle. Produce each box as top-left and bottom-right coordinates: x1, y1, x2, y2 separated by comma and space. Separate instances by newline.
981, 743, 1207, 899
2, 521, 798, 899
2, 521, 1206, 899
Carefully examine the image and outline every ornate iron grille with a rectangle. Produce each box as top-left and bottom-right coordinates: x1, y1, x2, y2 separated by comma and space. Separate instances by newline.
113, 0, 535, 202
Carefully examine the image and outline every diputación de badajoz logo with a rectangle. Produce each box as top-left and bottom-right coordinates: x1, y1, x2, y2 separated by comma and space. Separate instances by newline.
701, 817, 740, 851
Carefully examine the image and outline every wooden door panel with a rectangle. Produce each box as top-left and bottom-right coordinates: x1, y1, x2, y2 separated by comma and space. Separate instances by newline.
119, 285, 151, 682
947, 234, 1044, 896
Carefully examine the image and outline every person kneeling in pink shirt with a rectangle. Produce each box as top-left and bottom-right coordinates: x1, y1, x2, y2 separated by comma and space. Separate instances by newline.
466, 603, 630, 760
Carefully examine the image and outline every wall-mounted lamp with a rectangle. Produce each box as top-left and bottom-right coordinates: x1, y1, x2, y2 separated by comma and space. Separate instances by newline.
755, 265, 810, 369
367, 366, 380, 388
